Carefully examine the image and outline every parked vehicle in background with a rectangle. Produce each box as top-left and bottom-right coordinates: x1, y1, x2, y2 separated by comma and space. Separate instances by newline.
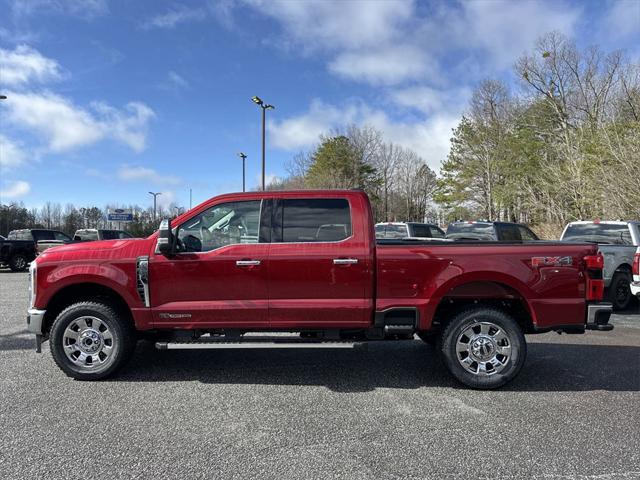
8, 229, 73, 254
561, 221, 640, 310
0, 236, 38, 271
631, 247, 640, 300
446, 221, 539, 242
73, 229, 134, 242
27, 190, 613, 389
375, 222, 446, 240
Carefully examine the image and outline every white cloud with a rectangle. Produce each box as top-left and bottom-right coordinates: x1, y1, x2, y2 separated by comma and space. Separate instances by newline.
246, 0, 413, 51
0, 45, 63, 87
456, 0, 581, 70
142, 5, 206, 29
329, 45, 440, 86
4, 91, 155, 153
0, 135, 27, 169
10, 0, 108, 20
91, 101, 155, 152
602, 0, 640, 42
0, 180, 31, 199
244, 0, 581, 88
390, 86, 472, 115
117, 165, 181, 186
267, 99, 361, 150
160, 70, 190, 91
268, 99, 458, 171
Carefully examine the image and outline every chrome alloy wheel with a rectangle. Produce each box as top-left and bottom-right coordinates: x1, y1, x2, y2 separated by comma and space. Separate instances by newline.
62, 316, 114, 369
456, 321, 512, 376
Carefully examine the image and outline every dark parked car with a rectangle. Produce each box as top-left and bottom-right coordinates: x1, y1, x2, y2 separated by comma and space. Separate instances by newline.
446, 221, 539, 242
8, 229, 73, 254
73, 229, 134, 241
0, 236, 38, 271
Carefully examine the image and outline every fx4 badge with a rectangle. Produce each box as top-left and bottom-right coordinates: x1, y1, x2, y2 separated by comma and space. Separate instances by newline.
159, 313, 192, 319
531, 256, 573, 267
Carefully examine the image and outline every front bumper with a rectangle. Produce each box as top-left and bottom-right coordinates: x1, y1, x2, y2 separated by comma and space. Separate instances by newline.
585, 302, 613, 331
27, 309, 46, 353
631, 281, 640, 298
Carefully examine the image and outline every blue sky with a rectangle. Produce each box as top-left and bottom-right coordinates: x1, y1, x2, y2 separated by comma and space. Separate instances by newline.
1, 0, 638, 210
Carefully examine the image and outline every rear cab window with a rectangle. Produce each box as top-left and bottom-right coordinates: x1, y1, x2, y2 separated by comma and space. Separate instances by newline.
562, 224, 633, 245
279, 198, 351, 243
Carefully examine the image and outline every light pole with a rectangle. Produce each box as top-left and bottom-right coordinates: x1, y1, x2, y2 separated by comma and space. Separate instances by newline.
251, 96, 274, 191
0, 95, 7, 100
237, 152, 247, 192
148, 191, 161, 221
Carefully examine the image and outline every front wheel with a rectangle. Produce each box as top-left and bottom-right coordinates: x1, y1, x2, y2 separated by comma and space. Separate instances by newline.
50, 301, 136, 380
439, 307, 526, 389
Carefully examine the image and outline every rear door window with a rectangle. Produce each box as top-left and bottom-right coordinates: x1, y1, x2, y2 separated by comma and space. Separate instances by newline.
280, 198, 351, 243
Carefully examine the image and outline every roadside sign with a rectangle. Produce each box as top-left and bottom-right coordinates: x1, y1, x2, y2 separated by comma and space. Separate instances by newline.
107, 208, 133, 222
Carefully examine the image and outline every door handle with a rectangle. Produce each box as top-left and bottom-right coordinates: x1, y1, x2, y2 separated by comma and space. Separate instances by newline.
236, 260, 261, 267
333, 258, 358, 265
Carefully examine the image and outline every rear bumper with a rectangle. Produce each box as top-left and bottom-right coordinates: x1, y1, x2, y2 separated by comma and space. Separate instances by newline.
585, 302, 613, 331
631, 281, 640, 298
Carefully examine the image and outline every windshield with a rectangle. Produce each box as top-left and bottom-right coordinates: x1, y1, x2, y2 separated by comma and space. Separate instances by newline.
562, 224, 633, 245
446, 223, 495, 240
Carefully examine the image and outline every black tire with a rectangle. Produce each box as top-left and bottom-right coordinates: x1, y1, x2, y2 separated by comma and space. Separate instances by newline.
439, 307, 527, 389
9, 253, 28, 272
608, 271, 632, 311
50, 301, 136, 380
417, 331, 437, 346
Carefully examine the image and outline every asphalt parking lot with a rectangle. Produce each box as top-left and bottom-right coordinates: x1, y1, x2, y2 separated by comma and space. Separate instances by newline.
1, 271, 639, 479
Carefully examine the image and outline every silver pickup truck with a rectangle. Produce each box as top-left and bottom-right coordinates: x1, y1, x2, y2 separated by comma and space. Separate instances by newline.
561, 221, 640, 310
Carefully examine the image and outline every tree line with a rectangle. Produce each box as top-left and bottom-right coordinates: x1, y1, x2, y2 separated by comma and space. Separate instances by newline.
267, 125, 439, 224
0, 202, 177, 238
436, 32, 639, 235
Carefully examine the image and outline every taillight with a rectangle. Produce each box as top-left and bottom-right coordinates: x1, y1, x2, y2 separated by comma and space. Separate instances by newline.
633, 253, 640, 276
584, 254, 604, 301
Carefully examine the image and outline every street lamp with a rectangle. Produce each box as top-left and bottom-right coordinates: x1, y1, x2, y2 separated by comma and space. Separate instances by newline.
148, 191, 162, 221
237, 152, 247, 192
251, 96, 274, 191
0, 95, 7, 100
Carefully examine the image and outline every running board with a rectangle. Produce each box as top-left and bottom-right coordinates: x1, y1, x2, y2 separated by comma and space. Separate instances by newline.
155, 340, 367, 350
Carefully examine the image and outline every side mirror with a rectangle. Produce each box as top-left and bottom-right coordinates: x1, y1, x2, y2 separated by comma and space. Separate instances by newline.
156, 218, 174, 255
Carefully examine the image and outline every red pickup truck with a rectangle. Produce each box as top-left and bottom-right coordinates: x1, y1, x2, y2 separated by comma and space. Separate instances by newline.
27, 190, 613, 389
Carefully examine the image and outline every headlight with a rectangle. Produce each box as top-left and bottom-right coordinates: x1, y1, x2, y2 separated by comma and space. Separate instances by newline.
28, 261, 37, 309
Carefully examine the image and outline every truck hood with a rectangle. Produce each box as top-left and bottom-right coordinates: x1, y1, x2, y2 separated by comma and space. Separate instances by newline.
37, 237, 152, 264
48, 238, 143, 252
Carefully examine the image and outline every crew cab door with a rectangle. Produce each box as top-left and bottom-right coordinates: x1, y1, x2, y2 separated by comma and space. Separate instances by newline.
268, 196, 373, 328
148, 199, 270, 328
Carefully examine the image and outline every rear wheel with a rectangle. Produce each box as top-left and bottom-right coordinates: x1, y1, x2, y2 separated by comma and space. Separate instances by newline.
9, 253, 28, 272
608, 271, 632, 311
439, 307, 526, 389
50, 301, 136, 380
